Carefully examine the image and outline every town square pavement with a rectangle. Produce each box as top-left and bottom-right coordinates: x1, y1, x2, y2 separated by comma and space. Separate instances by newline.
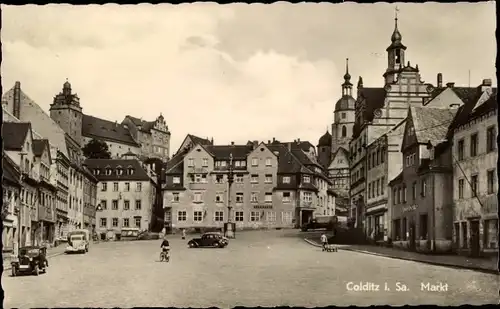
2, 230, 498, 308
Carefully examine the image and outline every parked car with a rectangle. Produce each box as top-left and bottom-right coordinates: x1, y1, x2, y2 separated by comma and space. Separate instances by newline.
11, 246, 48, 276
65, 229, 90, 254
188, 232, 228, 248
301, 215, 337, 232
137, 231, 160, 241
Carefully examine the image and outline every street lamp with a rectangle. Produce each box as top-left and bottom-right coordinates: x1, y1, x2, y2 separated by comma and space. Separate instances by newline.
225, 153, 235, 238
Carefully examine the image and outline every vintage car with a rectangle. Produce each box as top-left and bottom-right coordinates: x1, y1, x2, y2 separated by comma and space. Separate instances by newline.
187, 232, 229, 248
301, 215, 338, 232
65, 229, 90, 254
11, 246, 48, 276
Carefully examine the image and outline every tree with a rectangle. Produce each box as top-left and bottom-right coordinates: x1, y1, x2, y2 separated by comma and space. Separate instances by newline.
82, 138, 111, 159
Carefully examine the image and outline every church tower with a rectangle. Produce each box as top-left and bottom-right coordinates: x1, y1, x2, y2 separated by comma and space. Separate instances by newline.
331, 58, 356, 156
49, 79, 83, 146
317, 128, 332, 169
383, 9, 407, 85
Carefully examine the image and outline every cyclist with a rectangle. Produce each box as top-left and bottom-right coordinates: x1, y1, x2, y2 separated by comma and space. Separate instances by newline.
160, 236, 170, 259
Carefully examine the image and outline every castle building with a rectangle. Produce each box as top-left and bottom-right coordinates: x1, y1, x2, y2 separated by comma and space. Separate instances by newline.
48, 80, 171, 161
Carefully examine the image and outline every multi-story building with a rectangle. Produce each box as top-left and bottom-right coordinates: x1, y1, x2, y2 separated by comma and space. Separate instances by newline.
81, 166, 99, 236
3, 122, 39, 247
451, 83, 497, 257
389, 107, 458, 253
349, 16, 439, 231
2, 153, 22, 252
85, 159, 157, 240
163, 137, 336, 232
122, 115, 171, 161
33, 139, 58, 245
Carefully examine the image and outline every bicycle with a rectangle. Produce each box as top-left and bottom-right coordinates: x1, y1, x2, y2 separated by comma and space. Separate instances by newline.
159, 250, 170, 262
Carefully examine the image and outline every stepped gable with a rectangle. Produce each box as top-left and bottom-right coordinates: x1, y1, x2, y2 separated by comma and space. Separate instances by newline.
82, 114, 139, 146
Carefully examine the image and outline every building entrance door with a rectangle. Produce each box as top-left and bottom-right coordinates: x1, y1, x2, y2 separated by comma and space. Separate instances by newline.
469, 220, 480, 257
409, 220, 416, 251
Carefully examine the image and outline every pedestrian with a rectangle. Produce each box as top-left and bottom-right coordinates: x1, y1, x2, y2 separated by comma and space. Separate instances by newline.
320, 233, 328, 251
181, 229, 186, 240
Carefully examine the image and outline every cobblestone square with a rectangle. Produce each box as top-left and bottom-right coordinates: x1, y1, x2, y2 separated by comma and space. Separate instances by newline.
2, 230, 498, 308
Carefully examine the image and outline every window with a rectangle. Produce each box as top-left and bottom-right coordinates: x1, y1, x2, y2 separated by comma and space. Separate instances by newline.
393, 219, 401, 241
470, 133, 478, 157
457, 139, 464, 160
123, 218, 129, 227
172, 193, 180, 202
100, 218, 107, 227
135, 217, 141, 228
303, 176, 310, 183
282, 211, 292, 223
341, 112, 346, 119
235, 174, 244, 183
124, 182, 130, 191
235, 161, 240, 167
303, 192, 312, 203
128, 168, 134, 175
235, 211, 244, 222
215, 192, 224, 203
487, 170, 495, 194
486, 126, 496, 152
265, 193, 272, 203
215, 161, 226, 168
282, 192, 291, 203
236, 193, 244, 203
421, 179, 427, 197
265, 158, 272, 166
188, 158, 194, 167
458, 179, 465, 199
106, 168, 112, 176
214, 211, 224, 222
124, 200, 130, 210
267, 211, 276, 222
136, 182, 142, 192
368, 183, 372, 198
194, 174, 201, 183
250, 211, 260, 222
112, 218, 118, 227
412, 182, 417, 201
173, 177, 181, 184
135, 200, 142, 210
250, 192, 258, 203
265, 174, 273, 183
402, 185, 407, 203
251, 158, 258, 166
471, 175, 478, 197
381, 177, 385, 194
194, 211, 203, 222
202, 158, 208, 167
112, 200, 118, 210
376, 149, 380, 165
99, 200, 107, 210
193, 192, 202, 203
177, 211, 187, 221
376, 179, 380, 196
251, 175, 258, 183
113, 182, 118, 192
342, 126, 347, 137
283, 176, 291, 184
101, 182, 107, 192
393, 188, 398, 204
240, 160, 246, 167
381, 148, 385, 163
215, 175, 224, 184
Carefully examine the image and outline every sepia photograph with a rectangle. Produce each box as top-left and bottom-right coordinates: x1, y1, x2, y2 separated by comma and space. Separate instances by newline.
1, 2, 498, 307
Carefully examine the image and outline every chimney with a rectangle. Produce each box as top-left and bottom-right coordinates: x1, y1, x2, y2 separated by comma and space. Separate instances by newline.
252, 140, 259, 149
287, 143, 292, 152
481, 79, 493, 92
437, 73, 443, 88
297, 138, 300, 143
13, 81, 21, 119
268, 140, 271, 144
231, 141, 234, 146
272, 137, 276, 143
446, 82, 455, 88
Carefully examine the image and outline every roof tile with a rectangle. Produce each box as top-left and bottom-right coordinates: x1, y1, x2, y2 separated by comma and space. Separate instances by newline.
3, 122, 31, 150
82, 114, 139, 146
84, 159, 151, 181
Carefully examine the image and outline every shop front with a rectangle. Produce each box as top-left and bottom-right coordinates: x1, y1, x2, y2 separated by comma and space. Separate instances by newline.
365, 203, 388, 242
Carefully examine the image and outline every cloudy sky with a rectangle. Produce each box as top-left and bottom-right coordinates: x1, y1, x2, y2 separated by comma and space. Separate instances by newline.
1, 2, 496, 153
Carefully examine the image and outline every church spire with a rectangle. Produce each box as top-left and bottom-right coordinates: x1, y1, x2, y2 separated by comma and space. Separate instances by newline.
342, 58, 353, 96
391, 6, 402, 43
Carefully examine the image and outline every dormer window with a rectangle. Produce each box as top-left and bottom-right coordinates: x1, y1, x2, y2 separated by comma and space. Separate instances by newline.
106, 168, 112, 175
128, 168, 134, 175
303, 176, 311, 183
117, 168, 123, 176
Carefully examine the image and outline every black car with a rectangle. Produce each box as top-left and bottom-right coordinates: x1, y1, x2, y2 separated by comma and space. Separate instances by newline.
188, 232, 229, 248
11, 246, 48, 276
